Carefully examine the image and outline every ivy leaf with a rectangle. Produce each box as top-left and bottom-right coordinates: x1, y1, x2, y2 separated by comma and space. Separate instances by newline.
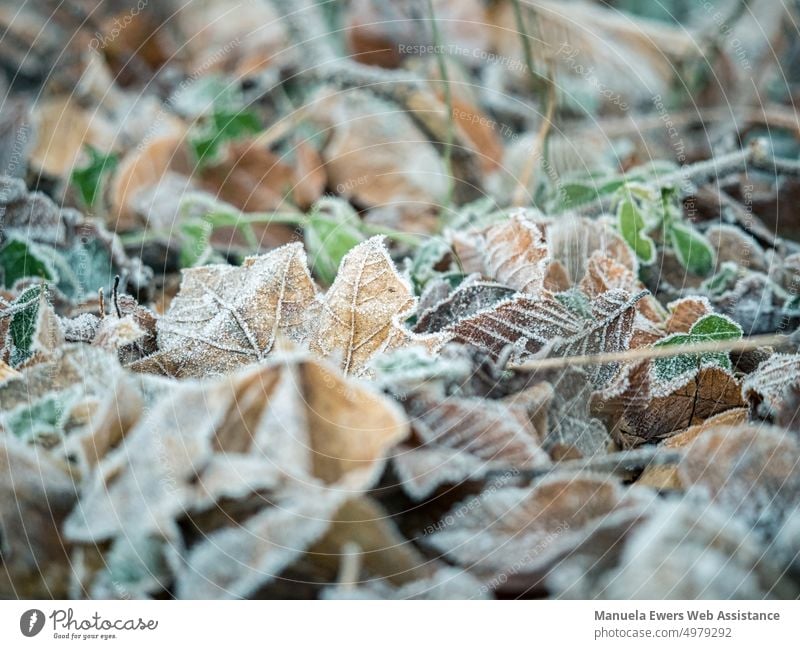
4, 284, 46, 366
669, 221, 715, 276
617, 198, 656, 264
0, 238, 54, 288
71, 146, 118, 208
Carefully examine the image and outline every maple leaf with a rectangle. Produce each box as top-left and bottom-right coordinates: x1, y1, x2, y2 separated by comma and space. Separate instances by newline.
135, 243, 316, 377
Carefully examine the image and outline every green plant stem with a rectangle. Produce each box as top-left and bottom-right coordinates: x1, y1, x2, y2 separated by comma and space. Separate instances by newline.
120, 208, 422, 249
425, 0, 455, 207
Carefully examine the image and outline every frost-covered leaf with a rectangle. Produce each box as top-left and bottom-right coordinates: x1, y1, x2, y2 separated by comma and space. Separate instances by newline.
557, 500, 795, 599
141, 242, 316, 377
580, 251, 664, 323
425, 475, 651, 579
652, 313, 742, 383
545, 368, 610, 459
679, 425, 800, 537
2, 284, 47, 366
308, 237, 418, 376
447, 291, 578, 361
595, 362, 746, 447
394, 396, 550, 500
482, 214, 548, 294
66, 353, 409, 597
415, 281, 515, 334
66, 353, 407, 546
742, 354, 800, 421
665, 296, 712, 333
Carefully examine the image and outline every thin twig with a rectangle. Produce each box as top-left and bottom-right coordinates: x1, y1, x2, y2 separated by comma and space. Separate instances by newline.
512, 333, 787, 372
487, 447, 685, 482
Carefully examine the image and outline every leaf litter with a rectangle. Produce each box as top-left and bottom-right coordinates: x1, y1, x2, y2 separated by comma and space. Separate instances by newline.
1, 0, 800, 600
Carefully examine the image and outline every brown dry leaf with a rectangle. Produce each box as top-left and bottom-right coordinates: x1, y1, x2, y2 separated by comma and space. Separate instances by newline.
595, 362, 746, 448
742, 353, 800, 420
29, 96, 115, 178
637, 408, 748, 490
665, 296, 713, 334
565, 499, 796, 599
448, 96, 504, 174
581, 251, 664, 323
547, 216, 638, 283
67, 352, 407, 599
308, 237, 420, 376
678, 425, 800, 535
110, 130, 192, 232
415, 281, 515, 334
426, 475, 651, 579
394, 395, 551, 500
448, 291, 578, 360
0, 359, 20, 382
314, 90, 449, 211
305, 497, 431, 585
66, 352, 407, 547
0, 434, 76, 597
200, 139, 325, 214
137, 242, 316, 378
175, 0, 287, 77
482, 214, 549, 294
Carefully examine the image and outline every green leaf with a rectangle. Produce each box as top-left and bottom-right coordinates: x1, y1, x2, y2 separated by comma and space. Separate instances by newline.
617, 198, 656, 264
652, 312, 742, 382
6, 284, 46, 366
653, 332, 693, 348
689, 314, 742, 341
0, 238, 54, 288
559, 178, 626, 209
71, 146, 118, 208
4, 390, 74, 443
179, 220, 216, 268
189, 107, 262, 166
305, 214, 364, 285
669, 221, 715, 276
